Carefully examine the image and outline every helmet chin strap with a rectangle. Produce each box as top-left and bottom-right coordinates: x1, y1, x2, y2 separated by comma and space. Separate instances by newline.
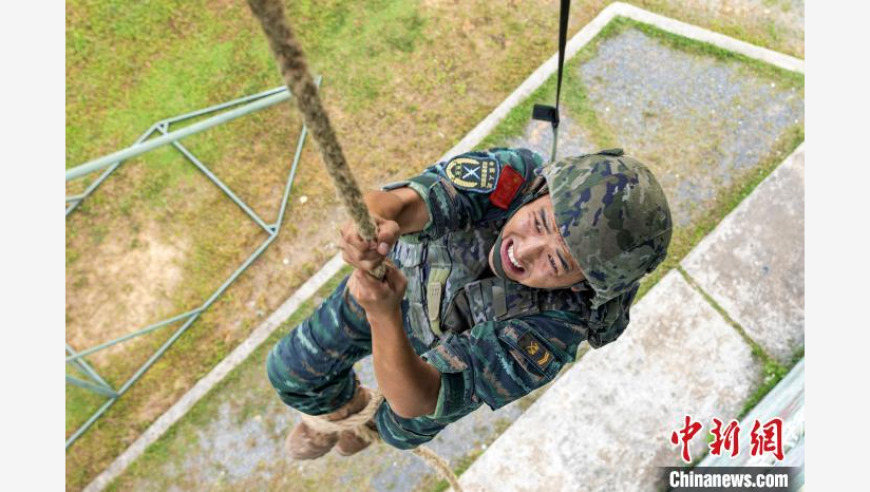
489, 233, 510, 280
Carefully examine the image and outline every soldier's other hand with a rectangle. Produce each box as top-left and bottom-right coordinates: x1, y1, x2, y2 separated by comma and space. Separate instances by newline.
347, 263, 407, 321
339, 217, 400, 272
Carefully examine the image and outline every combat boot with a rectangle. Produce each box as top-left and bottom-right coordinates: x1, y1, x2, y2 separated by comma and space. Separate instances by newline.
286, 384, 374, 460
335, 400, 379, 457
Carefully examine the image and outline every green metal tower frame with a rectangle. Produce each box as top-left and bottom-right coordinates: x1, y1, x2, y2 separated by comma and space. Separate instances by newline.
65, 80, 319, 449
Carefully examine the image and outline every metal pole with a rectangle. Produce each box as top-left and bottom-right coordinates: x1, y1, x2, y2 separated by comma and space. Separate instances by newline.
66, 194, 87, 203
65, 308, 203, 364
66, 375, 119, 398
274, 76, 320, 229
160, 86, 287, 126
66, 124, 160, 216
66, 343, 113, 390
65, 84, 311, 449
66, 91, 291, 181
167, 137, 274, 234
66, 397, 118, 449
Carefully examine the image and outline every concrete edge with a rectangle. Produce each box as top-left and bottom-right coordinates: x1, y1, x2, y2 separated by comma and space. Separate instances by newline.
680, 143, 805, 274
612, 2, 805, 74
83, 255, 346, 492
440, 2, 620, 161
440, 1, 804, 162
84, 4, 805, 491
452, 145, 806, 492
698, 359, 805, 467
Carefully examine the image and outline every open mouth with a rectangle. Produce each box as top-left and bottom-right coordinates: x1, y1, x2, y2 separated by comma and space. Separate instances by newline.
500, 238, 526, 278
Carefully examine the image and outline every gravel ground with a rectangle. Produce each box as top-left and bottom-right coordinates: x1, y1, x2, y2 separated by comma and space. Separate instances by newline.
510, 28, 803, 227
175, 359, 527, 492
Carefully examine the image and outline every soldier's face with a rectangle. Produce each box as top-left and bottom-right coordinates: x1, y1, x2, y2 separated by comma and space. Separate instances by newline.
489, 194, 586, 289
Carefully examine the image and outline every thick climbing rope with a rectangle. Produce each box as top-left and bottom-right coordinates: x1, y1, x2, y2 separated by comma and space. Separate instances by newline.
246, 0, 385, 279
301, 389, 464, 492
246, 1, 463, 489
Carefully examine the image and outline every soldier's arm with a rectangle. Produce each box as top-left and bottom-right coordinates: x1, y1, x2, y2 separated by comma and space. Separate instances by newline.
420, 313, 588, 419
368, 307, 441, 419
346, 266, 440, 419
342, 147, 541, 268
363, 187, 430, 235
381, 148, 545, 242
339, 187, 429, 271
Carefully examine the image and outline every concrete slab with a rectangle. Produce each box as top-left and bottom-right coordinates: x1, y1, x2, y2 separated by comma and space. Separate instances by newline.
445, 1, 804, 162
458, 271, 762, 492
506, 27, 804, 228
579, 29, 803, 227
681, 147, 804, 364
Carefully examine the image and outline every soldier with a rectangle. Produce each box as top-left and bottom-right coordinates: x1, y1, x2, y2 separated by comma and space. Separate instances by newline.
267, 147, 673, 459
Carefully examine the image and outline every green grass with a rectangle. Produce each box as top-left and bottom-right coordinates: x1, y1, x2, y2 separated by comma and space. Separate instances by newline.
478, 18, 624, 150
104, 266, 352, 492
634, 0, 803, 59
66, 2, 804, 490
623, 17, 804, 91
108, 93, 802, 492
67, 0, 427, 463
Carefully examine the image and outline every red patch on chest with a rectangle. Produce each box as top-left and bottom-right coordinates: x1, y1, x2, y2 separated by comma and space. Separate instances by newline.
489, 165, 525, 210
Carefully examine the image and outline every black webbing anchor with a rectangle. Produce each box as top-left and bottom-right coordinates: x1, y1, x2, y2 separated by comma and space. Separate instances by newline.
532, 0, 570, 163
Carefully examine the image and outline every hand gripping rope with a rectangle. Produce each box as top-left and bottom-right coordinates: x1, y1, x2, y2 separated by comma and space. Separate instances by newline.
245, 0, 386, 280
246, 0, 462, 489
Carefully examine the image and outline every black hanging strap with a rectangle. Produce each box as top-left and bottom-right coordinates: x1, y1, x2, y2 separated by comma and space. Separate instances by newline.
532, 0, 571, 162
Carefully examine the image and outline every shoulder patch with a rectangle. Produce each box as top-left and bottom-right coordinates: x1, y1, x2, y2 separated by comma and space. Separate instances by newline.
441, 154, 499, 193
489, 165, 526, 209
516, 331, 553, 369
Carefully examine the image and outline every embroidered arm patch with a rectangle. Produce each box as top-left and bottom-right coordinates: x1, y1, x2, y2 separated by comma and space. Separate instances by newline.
441, 154, 499, 193
516, 331, 554, 370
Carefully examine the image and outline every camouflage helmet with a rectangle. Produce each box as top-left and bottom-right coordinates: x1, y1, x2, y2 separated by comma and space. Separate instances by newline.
543, 149, 672, 308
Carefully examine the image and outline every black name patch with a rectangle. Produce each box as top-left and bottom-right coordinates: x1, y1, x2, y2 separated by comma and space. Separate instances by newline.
517, 332, 553, 369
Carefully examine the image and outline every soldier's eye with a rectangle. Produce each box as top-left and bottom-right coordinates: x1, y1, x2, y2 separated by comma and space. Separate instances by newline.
548, 255, 558, 274
534, 217, 543, 233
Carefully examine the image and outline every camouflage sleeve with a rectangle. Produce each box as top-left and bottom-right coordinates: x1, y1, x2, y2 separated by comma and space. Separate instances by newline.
420, 313, 587, 419
382, 148, 545, 241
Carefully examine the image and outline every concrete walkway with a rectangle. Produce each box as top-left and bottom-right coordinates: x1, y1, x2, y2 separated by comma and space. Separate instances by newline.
457, 146, 804, 491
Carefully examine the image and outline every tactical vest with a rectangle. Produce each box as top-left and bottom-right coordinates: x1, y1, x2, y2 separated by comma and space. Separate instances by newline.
392, 225, 593, 348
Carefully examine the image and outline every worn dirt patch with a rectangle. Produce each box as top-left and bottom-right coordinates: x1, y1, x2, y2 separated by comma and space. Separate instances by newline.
66, 222, 190, 368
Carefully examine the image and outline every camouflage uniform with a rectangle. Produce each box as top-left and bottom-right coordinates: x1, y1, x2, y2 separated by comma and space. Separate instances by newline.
267, 147, 672, 450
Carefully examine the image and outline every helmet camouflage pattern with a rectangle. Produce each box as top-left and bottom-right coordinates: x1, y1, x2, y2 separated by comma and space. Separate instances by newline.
543, 149, 673, 308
